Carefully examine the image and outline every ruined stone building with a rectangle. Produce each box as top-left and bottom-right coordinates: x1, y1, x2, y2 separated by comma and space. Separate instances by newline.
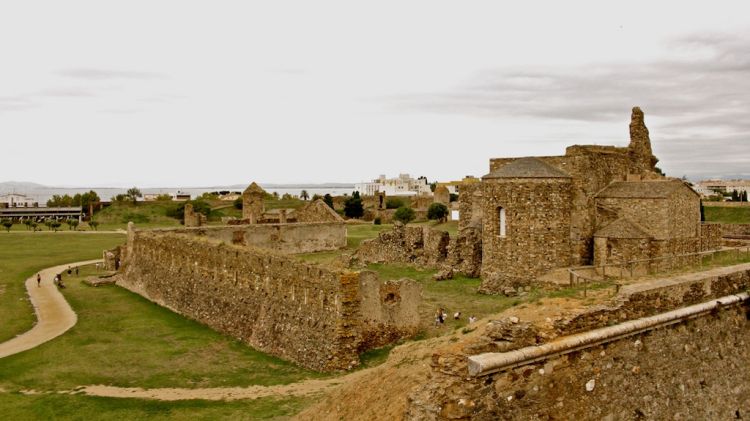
459, 107, 712, 294
110, 181, 422, 372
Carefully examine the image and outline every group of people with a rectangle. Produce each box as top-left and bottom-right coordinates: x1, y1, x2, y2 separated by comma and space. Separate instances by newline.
36, 266, 79, 289
434, 308, 477, 326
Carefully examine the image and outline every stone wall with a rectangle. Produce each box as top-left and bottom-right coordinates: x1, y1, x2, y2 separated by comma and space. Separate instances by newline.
119, 230, 421, 371
701, 223, 723, 250
457, 183, 483, 231
480, 178, 572, 293
405, 264, 750, 420
722, 223, 750, 237
358, 272, 422, 349
356, 225, 449, 267
149, 222, 346, 254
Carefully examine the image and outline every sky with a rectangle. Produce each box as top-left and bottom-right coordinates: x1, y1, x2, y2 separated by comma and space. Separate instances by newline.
1, 1, 749, 187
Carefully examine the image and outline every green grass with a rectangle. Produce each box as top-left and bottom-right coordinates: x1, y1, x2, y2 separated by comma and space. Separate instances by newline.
0, 392, 312, 420
93, 202, 181, 230
0, 234, 326, 419
0, 232, 126, 343
703, 205, 750, 224
412, 220, 459, 236
0, 265, 325, 392
365, 263, 516, 334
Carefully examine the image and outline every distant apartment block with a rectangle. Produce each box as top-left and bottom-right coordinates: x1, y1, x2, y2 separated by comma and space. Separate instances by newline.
354, 174, 431, 196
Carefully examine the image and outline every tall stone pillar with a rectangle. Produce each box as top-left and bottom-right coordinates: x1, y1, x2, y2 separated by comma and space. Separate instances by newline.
242, 182, 266, 224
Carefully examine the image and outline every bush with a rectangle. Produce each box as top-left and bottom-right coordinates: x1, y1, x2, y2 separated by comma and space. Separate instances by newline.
373, 217, 382, 225
1, 218, 13, 232
427, 202, 449, 222
385, 198, 405, 209
233, 197, 243, 210
393, 206, 416, 225
323, 194, 335, 209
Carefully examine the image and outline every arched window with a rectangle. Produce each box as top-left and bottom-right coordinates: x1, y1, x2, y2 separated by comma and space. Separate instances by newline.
497, 207, 506, 237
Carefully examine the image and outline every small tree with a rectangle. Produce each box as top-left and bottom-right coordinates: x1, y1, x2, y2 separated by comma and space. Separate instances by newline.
1, 219, 13, 232
233, 197, 243, 210
323, 194, 334, 209
300, 190, 310, 201
50, 220, 61, 232
89, 220, 100, 231
66, 219, 79, 231
23, 219, 32, 230
393, 206, 416, 225
344, 192, 364, 218
427, 202, 449, 223
126, 187, 142, 205
30, 221, 38, 231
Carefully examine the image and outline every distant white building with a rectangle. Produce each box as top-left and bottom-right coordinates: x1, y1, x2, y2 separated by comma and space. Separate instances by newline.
354, 174, 431, 196
0, 193, 38, 207
697, 179, 750, 197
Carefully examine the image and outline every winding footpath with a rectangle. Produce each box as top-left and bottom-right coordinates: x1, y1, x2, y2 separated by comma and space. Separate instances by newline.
0, 259, 100, 359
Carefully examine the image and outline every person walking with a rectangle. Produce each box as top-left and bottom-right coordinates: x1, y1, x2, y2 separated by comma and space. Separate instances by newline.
36, 273, 41, 287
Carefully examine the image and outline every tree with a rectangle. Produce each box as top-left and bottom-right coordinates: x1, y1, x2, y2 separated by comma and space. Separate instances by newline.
323, 194, 334, 209
30, 221, 38, 231
300, 190, 310, 201
89, 220, 99, 231
344, 192, 364, 218
427, 202, 449, 222
23, 219, 32, 230
233, 197, 243, 210
66, 218, 79, 231
732, 190, 739, 202
1, 219, 13, 232
126, 187, 142, 205
156, 194, 172, 201
50, 220, 61, 232
393, 206, 416, 225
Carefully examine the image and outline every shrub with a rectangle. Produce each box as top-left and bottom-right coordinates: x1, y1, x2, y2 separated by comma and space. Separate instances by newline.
385, 198, 404, 209
1, 218, 13, 232
393, 206, 416, 225
323, 194, 335, 209
233, 197, 243, 210
166, 200, 212, 220
373, 217, 382, 225
427, 202, 449, 222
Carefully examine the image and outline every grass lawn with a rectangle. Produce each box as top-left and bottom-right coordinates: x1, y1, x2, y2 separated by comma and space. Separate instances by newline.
703, 205, 750, 224
0, 234, 325, 419
0, 393, 313, 420
0, 232, 126, 343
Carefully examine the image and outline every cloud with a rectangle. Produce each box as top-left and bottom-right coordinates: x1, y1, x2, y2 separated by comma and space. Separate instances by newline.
386, 31, 750, 179
39, 88, 96, 97
58, 68, 166, 80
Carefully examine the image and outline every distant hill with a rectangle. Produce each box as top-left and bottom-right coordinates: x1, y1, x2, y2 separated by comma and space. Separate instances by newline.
0, 181, 49, 192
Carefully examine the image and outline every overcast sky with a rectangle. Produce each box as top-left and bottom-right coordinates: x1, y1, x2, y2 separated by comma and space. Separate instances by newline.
1, 1, 748, 187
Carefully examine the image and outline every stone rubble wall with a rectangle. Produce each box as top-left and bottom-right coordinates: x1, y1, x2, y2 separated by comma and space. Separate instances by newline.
479, 178, 573, 293
406, 264, 750, 420
722, 223, 750, 237
295, 199, 344, 223
358, 271, 422, 349
119, 230, 420, 372
148, 222, 346, 254
700, 223, 723, 250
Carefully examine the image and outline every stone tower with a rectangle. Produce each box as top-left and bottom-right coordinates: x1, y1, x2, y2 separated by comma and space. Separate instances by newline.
628, 106, 659, 173
479, 157, 573, 294
433, 185, 450, 205
242, 182, 266, 223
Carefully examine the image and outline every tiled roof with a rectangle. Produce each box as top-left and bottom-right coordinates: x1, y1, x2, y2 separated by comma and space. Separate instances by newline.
596, 180, 688, 199
482, 157, 571, 179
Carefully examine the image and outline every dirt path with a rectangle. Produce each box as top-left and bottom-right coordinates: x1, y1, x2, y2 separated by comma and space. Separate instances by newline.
0, 259, 101, 359
72, 377, 347, 401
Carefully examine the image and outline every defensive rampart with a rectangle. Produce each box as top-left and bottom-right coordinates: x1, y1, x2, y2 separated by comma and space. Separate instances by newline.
148, 222, 346, 254
404, 264, 750, 420
119, 230, 420, 372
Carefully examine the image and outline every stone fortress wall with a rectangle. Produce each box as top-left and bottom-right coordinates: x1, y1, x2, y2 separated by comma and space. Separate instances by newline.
148, 222, 346, 254
405, 264, 750, 420
118, 228, 420, 371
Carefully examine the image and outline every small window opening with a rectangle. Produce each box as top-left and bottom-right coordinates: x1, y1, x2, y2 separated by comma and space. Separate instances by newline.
497, 207, 506, 237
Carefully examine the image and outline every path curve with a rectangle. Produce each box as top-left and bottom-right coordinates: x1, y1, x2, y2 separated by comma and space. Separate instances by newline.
0, 259, 101, 359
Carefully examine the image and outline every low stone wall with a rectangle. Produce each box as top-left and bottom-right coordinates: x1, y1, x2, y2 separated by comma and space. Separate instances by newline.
722, 223, 750, 237
119, 230, 420, 371
405, 264, 750, 420
148, 222, 346, 254
356, 225, 449, 268
359, 271, 421, 349
701, 222, 723, 250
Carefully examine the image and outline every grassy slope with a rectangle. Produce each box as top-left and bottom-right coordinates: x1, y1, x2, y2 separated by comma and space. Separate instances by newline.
93, 202, 181, 231
0, 233, 126, 343
703, 205, 750, 224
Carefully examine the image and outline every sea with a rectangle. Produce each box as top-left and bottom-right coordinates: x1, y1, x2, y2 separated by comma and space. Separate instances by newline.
1, 185, 356, 204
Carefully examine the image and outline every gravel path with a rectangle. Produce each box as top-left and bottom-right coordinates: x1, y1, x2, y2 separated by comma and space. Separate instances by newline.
0, 259, 100, 359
